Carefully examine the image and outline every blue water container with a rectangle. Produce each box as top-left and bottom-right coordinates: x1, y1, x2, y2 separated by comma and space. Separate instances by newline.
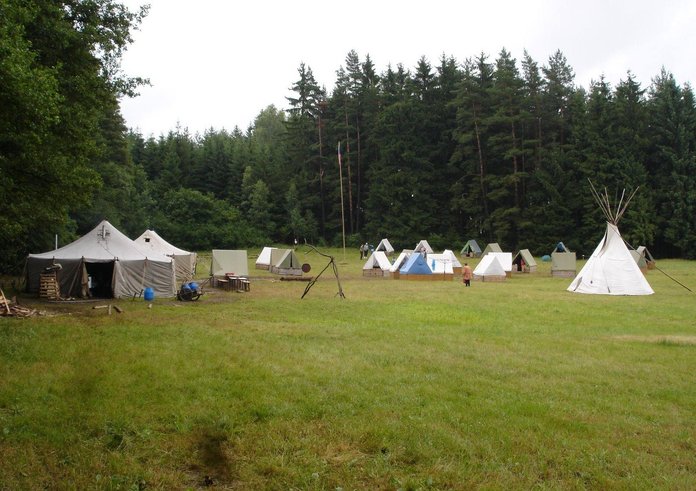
143, 287, 155, 301
187, 281, 199, 292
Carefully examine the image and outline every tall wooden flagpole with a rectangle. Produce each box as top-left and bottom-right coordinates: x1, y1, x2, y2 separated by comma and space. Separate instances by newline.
337, 141, 346, 258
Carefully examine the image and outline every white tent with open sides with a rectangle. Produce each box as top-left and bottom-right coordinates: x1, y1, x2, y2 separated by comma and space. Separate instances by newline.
134, 229, 197, 282
568, 183, 653, 295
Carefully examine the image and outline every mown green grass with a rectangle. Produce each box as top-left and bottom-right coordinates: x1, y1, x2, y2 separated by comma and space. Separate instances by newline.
1, 250, 696, 489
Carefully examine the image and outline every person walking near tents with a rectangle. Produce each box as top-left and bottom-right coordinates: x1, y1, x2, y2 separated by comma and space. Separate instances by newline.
359, 243, 365, 259
462, 262, 473, 287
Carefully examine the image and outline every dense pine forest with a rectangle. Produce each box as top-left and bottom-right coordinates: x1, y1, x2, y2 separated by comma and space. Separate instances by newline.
2, 1, 696, 273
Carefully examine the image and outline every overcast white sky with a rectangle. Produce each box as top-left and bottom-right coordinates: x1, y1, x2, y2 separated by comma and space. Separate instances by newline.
118, 0, 696, 137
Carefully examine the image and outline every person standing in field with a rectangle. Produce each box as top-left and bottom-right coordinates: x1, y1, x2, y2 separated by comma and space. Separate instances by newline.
462, 262, 473, 287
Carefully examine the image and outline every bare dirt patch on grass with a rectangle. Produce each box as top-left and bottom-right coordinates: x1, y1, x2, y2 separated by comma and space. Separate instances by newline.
612, 335, 696, 346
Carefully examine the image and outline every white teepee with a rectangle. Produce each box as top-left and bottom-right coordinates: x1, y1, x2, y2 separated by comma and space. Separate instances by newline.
567, 183, 653, 295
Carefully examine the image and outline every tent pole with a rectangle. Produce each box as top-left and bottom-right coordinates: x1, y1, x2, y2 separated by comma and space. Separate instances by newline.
337, 142, 346, 259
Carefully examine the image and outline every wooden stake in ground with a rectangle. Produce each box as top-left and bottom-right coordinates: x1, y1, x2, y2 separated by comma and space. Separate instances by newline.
0, 288, 11, 315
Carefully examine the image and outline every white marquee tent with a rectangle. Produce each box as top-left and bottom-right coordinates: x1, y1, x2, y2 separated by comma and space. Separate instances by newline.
26, 220, 176, 298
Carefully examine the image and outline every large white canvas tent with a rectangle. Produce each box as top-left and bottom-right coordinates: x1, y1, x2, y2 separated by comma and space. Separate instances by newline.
375, 239, 395, 255
134, 229, 197, 282
362, 251, 392, 277
211, 250, 249, 277
473, 254, 506, 282
255, 247, 276, 270
568, 183, 653, 295
26, 220, 176, 298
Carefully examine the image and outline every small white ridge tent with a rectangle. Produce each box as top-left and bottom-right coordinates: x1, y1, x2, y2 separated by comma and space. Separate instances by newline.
26, 220, 176, 298
568, 182, 653, 295
134, 229, 197, 282
211, 250, 249, 277
362, 251, 392, 277
473, 254, 506, 282
375, 239, 395, 255
486, 252, 512, 275
482, 243, 503, 255
255, 247, 276, 270
414, 240, 434, 254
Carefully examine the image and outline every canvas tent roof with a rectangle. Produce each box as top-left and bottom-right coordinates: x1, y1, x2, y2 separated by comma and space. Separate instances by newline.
375, 239, 395, 255
134, 229, 197, 282
400, 252, 432, 275
414, 240, 434, 254
363, 251, 392, 270
482, 243, 503, 255
461, 240, 482, 256
26, 220, 176, 298
552, 251, 576, 270
211, 249, 249, 277
568, 223, 653, 295
473, 254, 506, 278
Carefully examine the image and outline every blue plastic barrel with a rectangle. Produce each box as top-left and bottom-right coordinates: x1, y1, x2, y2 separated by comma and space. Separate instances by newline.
187, 282, 199, 291
143, 287, 155, 301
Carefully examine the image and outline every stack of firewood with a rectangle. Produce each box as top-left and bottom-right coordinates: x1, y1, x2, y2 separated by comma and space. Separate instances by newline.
0, 288, 39, 318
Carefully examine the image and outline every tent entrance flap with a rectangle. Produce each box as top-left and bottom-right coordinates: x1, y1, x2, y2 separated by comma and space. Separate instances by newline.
85, 262, 114, 298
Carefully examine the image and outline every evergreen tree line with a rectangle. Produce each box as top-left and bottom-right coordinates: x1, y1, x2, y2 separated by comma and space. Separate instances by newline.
126, 49, 696, 260
2, 1, 695, 273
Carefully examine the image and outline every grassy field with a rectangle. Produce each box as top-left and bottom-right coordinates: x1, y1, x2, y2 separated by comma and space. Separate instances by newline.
2, 248, 696, 490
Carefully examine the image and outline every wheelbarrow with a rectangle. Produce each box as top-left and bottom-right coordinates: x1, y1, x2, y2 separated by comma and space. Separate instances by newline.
176, 281, 202, 301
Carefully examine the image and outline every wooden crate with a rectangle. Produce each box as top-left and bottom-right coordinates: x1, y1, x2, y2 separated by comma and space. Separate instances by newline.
39, 273, 60, 300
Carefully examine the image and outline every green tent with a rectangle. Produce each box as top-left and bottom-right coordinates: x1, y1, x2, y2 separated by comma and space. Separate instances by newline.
513, 249, 537, 273
482, 243, 503, 255
270, 249, 302, 276
460, 240, 482, 257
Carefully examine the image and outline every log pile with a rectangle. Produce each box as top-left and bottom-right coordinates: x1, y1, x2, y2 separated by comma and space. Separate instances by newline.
0, 289, 39, 318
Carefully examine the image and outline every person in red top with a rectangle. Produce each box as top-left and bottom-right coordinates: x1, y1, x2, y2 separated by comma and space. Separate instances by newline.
462, 263, 473, 287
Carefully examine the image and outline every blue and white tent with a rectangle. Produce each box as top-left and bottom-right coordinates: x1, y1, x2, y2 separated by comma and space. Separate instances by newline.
399, 252, 432, 275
